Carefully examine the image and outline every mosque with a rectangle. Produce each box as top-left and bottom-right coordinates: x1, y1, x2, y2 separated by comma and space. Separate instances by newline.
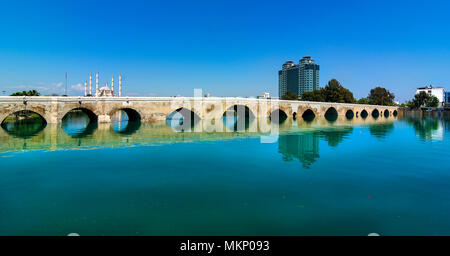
84, 72, 122, 97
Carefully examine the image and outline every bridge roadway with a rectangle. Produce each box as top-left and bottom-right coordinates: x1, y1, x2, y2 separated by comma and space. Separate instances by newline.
0, 96, 400, 124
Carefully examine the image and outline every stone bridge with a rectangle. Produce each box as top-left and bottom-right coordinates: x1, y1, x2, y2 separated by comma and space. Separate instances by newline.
0, 96, 400, 124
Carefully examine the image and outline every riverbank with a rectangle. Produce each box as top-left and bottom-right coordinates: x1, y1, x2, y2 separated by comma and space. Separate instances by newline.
2, 112, 44, 124
402, 108, 450, 119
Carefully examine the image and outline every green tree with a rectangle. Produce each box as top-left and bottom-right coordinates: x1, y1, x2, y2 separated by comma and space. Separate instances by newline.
301, 90, 325, 102
356, 97, 369, 104
425, 96, 439, 108
367, 87, 395, 106
412, 91, 429, 108
10, 90, 40, 96
299, 79, 355, 103
400, 101, 413, 108
406, 100, 414, 108
281, 91, 298, 100
321, 79, 355, 103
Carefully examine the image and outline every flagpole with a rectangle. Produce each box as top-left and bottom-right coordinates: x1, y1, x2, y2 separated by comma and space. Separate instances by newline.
65, 72, 68, 96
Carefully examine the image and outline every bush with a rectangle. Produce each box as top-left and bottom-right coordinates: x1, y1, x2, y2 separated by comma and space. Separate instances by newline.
10, 90, 40, 96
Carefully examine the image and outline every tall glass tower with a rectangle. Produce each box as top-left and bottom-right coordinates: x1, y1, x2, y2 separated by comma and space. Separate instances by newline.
278, 56, 320, 99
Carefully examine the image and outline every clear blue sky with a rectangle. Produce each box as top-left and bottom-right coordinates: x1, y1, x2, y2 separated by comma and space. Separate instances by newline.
1, 0, 449, 102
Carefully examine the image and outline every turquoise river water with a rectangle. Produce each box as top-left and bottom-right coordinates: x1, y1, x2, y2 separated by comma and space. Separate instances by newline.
0, 112, 449, 235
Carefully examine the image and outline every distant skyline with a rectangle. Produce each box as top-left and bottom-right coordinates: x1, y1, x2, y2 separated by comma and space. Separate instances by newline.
1, 0, 450, 102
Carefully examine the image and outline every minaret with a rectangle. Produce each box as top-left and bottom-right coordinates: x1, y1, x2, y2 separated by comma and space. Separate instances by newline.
89, 73, 92, 96
96, 72, 99, 96
119, 74, 122, 97
84, 80, 87, 97
111, 76, 114, 96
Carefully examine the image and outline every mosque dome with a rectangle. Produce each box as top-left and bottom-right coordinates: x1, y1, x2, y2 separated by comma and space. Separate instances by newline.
95, 83, 115, 97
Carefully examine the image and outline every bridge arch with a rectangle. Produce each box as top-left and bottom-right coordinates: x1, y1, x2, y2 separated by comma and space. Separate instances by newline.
301, 109, 316, 122
61, 108, 99, 137
61, 107, 98, 123
393, 110, 398, 117
372, 109, 380, 118
345, 109, 354, 120
167, 107, 201, 121
361, 109, 369, 119
222, 105, 255, 132
383, 109, 389, 118
270, 109, 288, 123
277, 104, 293, 118
223, 105, 255, 120
324, 107, 338, 122
1, 108, 48, 125
109, 108, 142, 122
166, 107, 201, 132
1, 110, 47, 138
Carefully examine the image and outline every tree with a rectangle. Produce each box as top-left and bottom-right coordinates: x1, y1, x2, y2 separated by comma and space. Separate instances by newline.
426, 96, 439, 107
282, 91, 298, 100
10, 90, 40, 96
412, 91, 429, 108
299, 79, 355, 103
367, 87, 395, 106
356, 97, 369, 104
301, 90, 325, 102
321, 79, 355, 103
400, 101, 414, 108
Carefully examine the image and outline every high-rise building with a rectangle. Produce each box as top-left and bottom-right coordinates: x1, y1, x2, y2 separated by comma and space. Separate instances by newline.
298, 56, 320, 97
278, 56, 320, 99
278, 133, 320, 168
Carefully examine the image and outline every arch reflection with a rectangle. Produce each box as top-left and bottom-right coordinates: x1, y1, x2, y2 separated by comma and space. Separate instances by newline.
222, 115, 253, 132
0, 113, 405, 160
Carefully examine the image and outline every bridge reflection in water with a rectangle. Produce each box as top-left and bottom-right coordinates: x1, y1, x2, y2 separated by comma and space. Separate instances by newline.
2, 114, 447, 167
0, 111, 405, 167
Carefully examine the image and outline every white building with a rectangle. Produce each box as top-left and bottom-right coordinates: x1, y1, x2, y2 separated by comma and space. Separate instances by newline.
258, 92, 270, 99
415, 85, 445, 106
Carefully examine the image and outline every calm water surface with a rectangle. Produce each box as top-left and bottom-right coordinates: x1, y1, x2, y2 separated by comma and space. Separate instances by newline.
0, 112, 449, 235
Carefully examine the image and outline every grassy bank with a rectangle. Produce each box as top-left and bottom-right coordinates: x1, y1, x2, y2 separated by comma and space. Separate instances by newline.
2, 112, 44, 124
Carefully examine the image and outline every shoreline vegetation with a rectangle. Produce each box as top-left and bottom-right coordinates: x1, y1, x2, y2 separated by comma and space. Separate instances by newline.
281, 79, 397, 107
2, 112, 44, 124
